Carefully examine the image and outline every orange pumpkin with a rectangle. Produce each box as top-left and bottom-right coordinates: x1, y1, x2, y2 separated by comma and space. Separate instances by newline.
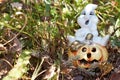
68, 41, 108, 69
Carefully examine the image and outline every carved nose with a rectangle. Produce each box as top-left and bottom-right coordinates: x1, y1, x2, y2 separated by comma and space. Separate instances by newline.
87, 53, 91, 58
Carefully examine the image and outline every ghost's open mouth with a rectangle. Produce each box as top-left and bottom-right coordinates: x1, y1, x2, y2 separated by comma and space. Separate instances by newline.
85, 20, 89, 25
78, 59, 98, 64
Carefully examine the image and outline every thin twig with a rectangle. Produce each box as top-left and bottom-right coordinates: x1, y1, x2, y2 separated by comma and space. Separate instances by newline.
3, 12, 27, 46
35, 70, 47, 79
111, 27, 120, 36
31, 57, 45, 80
0, 58, 13, 68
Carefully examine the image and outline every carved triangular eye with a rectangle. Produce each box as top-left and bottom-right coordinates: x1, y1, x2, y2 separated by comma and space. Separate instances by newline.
90, 11, 94, 15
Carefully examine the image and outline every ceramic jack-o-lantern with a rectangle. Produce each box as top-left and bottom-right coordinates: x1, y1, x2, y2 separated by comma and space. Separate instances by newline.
67, 4, 110, 69
68, 40, 108, 69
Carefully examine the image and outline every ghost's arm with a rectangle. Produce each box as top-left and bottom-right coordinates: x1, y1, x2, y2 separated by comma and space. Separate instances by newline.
67, 35, 75, 43
93, 35, 110, 46
101, 35, 110, 46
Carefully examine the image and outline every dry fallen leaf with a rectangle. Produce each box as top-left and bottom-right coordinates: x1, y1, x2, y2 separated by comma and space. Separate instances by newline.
3, 29, 22, 53
0, 43, 7, 52
99, 62, 113, 79
109, 73, 120, 80
73, 75, 83, 80
43, 65, 56, 79
43, 64, 60, 80
61, 67, 72, 75
0, 0, 7, 4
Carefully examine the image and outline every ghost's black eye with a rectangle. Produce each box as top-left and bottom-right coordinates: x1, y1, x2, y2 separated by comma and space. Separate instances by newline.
81, 11, 86, 15
90, 12, 94, 15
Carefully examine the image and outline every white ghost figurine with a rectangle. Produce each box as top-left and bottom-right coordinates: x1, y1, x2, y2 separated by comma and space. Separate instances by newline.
93, 34, 110, 46
76, 3, 99, 38
77, 4, 98, 29
67, 4, 110, 46
68, 4, 99, 43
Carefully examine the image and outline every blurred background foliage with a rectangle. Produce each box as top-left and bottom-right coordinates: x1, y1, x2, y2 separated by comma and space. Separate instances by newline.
0, 0, 120, 48
0, 0, 120, 80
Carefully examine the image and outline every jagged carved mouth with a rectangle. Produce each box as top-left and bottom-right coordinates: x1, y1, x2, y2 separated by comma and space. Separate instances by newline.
85, 20, 89, 25
78, 59, 98, 64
